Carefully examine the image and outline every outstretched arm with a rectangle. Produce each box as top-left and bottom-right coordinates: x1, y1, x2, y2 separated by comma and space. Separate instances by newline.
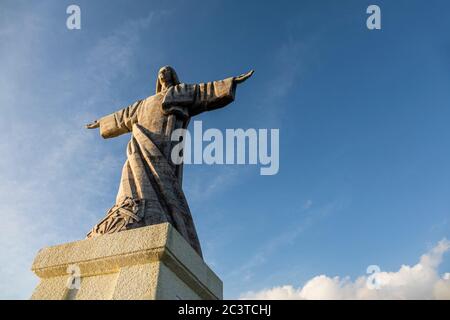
233, 70, 254, 84
177, 69, 254, 117
85, 99, 143, 138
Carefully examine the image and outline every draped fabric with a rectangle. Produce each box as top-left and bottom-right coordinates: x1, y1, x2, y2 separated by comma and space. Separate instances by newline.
87, 78, 236, 258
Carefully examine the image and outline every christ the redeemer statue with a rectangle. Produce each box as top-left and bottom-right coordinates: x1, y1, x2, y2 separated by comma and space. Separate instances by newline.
86, 66, 253, 257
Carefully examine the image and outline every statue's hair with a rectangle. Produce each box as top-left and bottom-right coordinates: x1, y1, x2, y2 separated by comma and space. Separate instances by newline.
155, 65, 180, 93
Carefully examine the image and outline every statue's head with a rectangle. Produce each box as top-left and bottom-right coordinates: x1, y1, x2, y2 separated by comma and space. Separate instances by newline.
156, 65, 180, 93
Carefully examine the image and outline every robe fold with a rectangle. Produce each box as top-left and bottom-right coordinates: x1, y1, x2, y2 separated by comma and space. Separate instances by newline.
87, 77, 236, 257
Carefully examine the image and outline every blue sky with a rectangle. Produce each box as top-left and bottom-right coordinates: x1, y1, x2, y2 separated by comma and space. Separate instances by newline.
0, 0, 449, 299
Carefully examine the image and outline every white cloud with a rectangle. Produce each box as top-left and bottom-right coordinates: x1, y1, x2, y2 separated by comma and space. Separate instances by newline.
241, 239, 450, 300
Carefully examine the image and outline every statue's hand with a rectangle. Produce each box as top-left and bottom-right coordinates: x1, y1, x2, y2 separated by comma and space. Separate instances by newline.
85, 120, 100, 129
234, 70, 254, 84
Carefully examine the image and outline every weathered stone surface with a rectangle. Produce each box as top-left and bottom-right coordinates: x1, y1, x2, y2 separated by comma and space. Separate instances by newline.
85, 66, 254, 257
31, 223, 222, 300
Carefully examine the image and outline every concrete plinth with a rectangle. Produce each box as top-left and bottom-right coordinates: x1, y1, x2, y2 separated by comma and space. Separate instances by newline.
30, 223, 222, 300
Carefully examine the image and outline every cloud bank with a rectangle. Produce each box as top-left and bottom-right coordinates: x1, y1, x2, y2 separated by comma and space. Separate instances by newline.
241, 239, 450, 300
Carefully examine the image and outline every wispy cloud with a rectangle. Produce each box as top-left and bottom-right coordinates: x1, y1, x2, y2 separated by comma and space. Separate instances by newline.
241, 239, 450, 300
0, 4, 166, 299
223, 200, 339, 296
184, 166, 247, 204
253, 34, 318, 128
83, 11, 164, 100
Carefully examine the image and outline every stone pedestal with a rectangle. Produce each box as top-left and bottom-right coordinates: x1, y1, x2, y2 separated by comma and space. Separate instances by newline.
30, 223, 222, 300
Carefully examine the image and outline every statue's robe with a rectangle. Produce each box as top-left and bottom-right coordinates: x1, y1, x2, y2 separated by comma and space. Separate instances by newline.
87, 77, 236, 257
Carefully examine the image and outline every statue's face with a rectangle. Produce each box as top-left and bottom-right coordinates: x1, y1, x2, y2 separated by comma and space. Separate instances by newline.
158, 68, 173, 88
